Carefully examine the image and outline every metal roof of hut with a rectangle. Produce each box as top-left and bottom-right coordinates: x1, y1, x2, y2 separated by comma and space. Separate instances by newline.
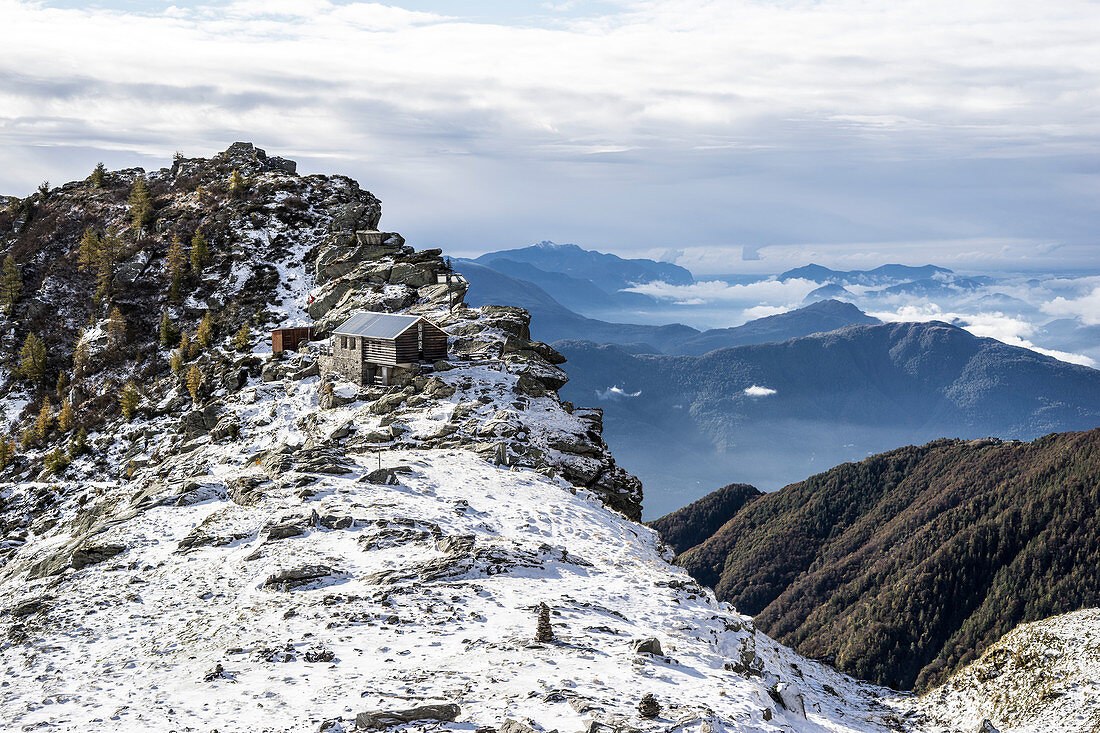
332, 312, 425, 340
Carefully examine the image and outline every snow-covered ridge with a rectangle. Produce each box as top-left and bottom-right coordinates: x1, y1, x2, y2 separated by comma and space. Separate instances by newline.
0, 144, 1092, 732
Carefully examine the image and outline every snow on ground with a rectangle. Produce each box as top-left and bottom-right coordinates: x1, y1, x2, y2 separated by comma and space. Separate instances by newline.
914, 608, 1100, 733
0, 360, 909, 732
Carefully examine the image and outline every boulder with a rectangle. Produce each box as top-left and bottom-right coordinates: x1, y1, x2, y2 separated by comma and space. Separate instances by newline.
499, 720, 539, 733
315, 231, 403, 284
112, 251, 151, 288
364, 466, 412, 485
508, 358, 568, 391
776, 681, 806, 717
174, 482, 227, 506
632, 637, 663, 656
355, 704, 460, 729
478, 305, 531, 339
180, 403, 220, 437
263, 564, 340, 591
210, 416, 240, 441
228, 476, 267, 506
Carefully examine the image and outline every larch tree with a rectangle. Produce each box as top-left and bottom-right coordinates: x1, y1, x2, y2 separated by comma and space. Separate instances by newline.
107, 307, 127, 348
73, 339, 90, 379
57, 398, 75, 433
90, 162, 107, 188
34, 397, 53, 441
77, 229, 101, 271
159, 308, 178, 348
228, 169, 246, 198
119, 382, 141, 421
195, 312, 215, 350
128, 175, 153, 231
1, 255, 21, 314
232, 321, 252, 352
18, 333, 46, 384
190, 233, 210, 272
166, 234, 187, 301
0, 437, 14, 470
80, 228, 120, 302
186, 364, 203, 403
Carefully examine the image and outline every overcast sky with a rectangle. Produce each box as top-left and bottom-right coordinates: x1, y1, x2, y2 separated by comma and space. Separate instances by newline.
3, 0, 1099, 274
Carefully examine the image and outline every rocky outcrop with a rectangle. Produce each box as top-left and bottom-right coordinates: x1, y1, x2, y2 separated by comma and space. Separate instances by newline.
70, 543, 126, 570
355, 704, 460, 729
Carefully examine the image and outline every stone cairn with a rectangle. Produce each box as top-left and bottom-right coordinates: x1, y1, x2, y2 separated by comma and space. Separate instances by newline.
638, 694, 660, 719
535, 602, 554, 643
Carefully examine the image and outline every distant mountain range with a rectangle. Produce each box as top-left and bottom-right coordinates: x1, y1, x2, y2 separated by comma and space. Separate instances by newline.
779, 263, 953, 284
651, 429, 1100, 693
556, 320, 1100, 515
461, 254, 878, 354
475, 240, 694, 290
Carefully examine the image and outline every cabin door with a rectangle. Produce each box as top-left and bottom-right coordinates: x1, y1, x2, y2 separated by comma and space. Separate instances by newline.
417, 322, 424, 360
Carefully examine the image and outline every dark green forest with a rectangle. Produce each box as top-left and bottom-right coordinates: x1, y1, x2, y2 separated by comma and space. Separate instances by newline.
656, 430, 1100, 691
647, 482, 760, 555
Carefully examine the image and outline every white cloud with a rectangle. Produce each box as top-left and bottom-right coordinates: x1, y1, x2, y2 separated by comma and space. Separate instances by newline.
1041, 286, 1100, 326
596, 385, 642, 400
744, 385, 777, 397
623, 278, 820, 305
740, 304, 790, 321
871, 304, 1096, 367
1, 0, 1100, 264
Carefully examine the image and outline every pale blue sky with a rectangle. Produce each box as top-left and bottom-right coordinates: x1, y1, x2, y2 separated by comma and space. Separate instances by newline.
3, 0, 1100, 275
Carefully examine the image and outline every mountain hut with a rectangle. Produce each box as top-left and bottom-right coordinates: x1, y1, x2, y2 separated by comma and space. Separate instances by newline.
330, 312, 447, 385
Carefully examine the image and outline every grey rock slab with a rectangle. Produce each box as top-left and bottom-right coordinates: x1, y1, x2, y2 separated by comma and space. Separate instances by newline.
71, 543, 126, 570
354, 704, 460, 729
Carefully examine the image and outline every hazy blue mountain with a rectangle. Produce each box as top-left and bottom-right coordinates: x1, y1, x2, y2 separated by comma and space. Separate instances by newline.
803, 283, 854, 303
462, 256, 657, 312
474, 241, 694, 291
672, 300, 880, 355
779, 262, 953, 285
879, 275, 992, 296
459, 260, 699, 348
1038, 318, 1100, 365
555, 321, 1100, 516
462, 259, 880, 356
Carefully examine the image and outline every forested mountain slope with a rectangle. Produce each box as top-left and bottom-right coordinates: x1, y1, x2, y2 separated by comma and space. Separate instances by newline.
658, 430, 1100, 692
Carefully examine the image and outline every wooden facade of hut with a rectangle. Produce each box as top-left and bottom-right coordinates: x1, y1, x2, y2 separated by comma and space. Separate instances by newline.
330, 313, 447, 385
271, 326, 313, 355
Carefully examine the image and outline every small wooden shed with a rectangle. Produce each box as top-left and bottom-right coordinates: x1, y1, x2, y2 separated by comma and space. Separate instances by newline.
330, 313, 447, 385
271, 326, 313, 355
